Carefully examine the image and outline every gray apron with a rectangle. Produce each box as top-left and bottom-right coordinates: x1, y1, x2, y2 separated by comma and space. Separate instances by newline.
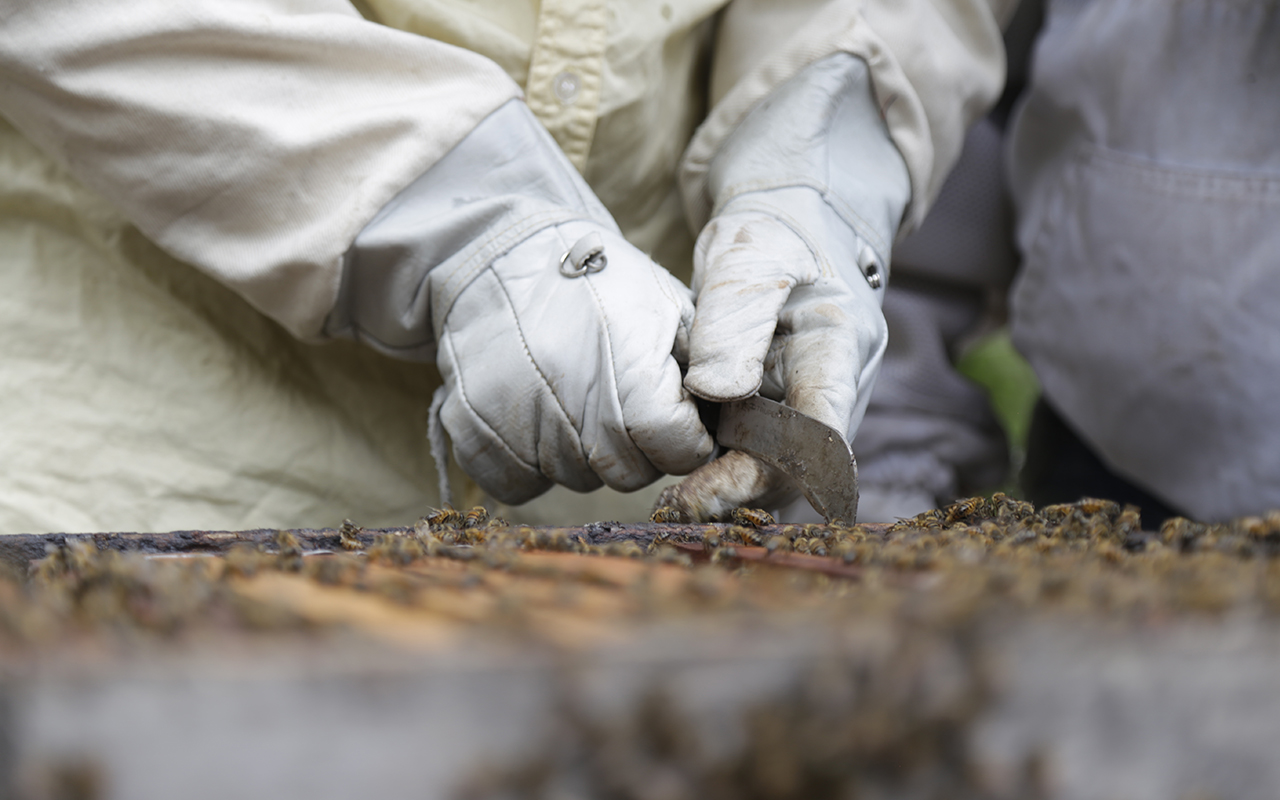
1008, 0, 1280, 520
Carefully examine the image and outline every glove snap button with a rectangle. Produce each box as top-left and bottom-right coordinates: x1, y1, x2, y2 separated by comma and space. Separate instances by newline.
559, 232, 608, 278
858, 245, 883, 289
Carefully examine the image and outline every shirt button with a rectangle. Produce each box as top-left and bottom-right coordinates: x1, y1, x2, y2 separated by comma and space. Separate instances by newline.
553, 71, 581, 105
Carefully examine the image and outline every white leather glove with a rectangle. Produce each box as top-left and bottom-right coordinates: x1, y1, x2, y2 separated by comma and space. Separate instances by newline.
659, 53, 911, 520
331, 100, 713, 504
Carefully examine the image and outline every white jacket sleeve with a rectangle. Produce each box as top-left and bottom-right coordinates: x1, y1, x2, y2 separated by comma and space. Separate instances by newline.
0, 0, 522, 340
681, 0, 1016, 236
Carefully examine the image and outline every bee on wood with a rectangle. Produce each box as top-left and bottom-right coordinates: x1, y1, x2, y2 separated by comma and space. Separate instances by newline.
650, 506, 687, 524
1113, 505, 1142, 538
273, 530, 303, 572
764, 535, 790, 555
305, 553, 362, 586
1039, 503, 1075, 524
486, 517, 510, 530
650, 547, 692, 568
832, 539, 857, 564
1161, 517, 1206, 550
367, 533, 422, 566
725, 525, 763, 546
338, 519, 363, 551
944, 497, 986, 525
991, 493, 1035, 522
710, 546, 739, 565
515, 527, 541, 550
798, 523, 822, 537
222, 543, 269, 578
1075, 497, 1120, 518
806, 538, 828, 557
909, 508, 947, 530
703, 527, 722, 551
425, 505, 463, 529
544, 530, 576, 552
730, 508, 774, 528
603, 541, 643, 559
462, 507, 490, 529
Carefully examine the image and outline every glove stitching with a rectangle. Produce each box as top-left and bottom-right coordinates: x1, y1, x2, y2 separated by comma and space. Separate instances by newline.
580, 270, 652, 472
441, 327, 543, 476
488, 264, 591, 477
643, 255, 684, 313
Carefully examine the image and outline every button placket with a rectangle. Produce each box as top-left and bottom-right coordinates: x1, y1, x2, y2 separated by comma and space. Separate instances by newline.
525, 0, 609, 171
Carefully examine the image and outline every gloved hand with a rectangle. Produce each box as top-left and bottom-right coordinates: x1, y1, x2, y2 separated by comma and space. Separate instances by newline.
438, 218, 713, 503
333, 99, 714, 504
658, 53, 911, 521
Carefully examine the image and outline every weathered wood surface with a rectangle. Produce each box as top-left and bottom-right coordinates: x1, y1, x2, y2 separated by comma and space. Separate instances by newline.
0, 522, 892, 572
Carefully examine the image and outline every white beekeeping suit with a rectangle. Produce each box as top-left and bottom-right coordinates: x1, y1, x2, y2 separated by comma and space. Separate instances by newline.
1008, 0, 1280, 522
0, 0, 1011, 533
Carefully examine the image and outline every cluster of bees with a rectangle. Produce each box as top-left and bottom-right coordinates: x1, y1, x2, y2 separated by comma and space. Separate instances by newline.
6, 492, 1280, 648
650, 505, 868, 564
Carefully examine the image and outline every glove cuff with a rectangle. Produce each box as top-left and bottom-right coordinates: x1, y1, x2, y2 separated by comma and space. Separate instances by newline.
705, 53, 910, 275
327, 98, 616, 360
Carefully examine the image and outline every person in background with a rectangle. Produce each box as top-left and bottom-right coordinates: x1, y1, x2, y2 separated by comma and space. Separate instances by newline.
1007, 0, 1280, 525
800, 0, 1280, 528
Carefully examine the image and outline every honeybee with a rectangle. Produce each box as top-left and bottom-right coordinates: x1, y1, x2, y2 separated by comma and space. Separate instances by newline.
703, 528, 722, 550
764, 535, 790, 555
650, 506, 687, 524
462, 507, 490, 529
944, 497, 986, 525
651, 547, 693, 568
710, 546, 739, 565
273, 530, 303, 571
306, 553, 361, 586
1039, 503, 1074, 524
1160, 517, 1206, 550
730, 508, 774, 528
425, 505, 463, 529
367, 533, 423, 566
603, 541, 643, 559
546, 530, 575, 552
1075, 497, 1120, 518
338, 519, 363, 551
1114, 505, 1142, 537
725, 526, 763, 547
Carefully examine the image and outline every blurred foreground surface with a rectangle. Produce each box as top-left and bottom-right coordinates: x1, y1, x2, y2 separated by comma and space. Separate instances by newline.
3, 498, 1280, 800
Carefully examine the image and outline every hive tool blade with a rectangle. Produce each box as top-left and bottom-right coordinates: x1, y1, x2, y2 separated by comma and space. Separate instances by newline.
715, 395, 859, 524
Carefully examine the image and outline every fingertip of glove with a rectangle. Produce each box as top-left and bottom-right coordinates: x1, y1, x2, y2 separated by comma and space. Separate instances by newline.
684, 363, 762, 404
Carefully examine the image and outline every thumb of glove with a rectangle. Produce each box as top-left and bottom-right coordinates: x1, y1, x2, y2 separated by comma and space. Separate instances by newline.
684, 212, 821, 403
